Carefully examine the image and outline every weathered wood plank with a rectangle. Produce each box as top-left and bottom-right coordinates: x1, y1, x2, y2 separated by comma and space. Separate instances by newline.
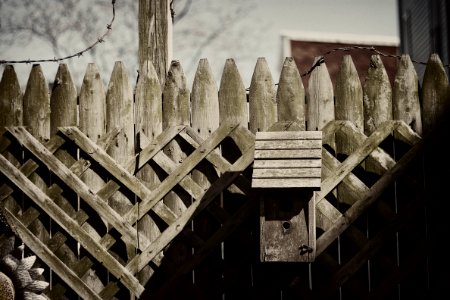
0, 65, 23, 130
255, 139, 322, 149
188, 59, 221, 295
254, 149, 322, 159
3, 209, 102, 300
249, 57, 277, 133
78, 63, 107, 244
0, 155, 144, 297
335, 55, 363, 156
277, 57, 306, 129
363, 55, 392, 136
23, 64, 50, 142
393, 54, 422, 135
191, 58, 219, 138
252, 168, 321, 178
22, 63, 51, 243
315, 121, 398, 206
253, 159, 321, 169
0, 135, 66, 201
106, 61, 135, 216
126, 143, 255, 272
162, 60, 190, 216
59, 127, 152, 202
252, 178, 321, 188
324, 120, 396, 171
79, 63, 106, 144
219, 58, 248, 128
125, 122, 239, 223
307, 57, 334, 133
422, 53, 450, 136
150, 186, 258, 299
255, 131, 322, 140
6, 127, 145, 253
50, 64, 77, 136
316, 137, 424, 255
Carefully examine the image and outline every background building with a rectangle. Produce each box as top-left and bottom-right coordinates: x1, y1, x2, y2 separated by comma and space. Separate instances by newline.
281, 30, 400, 87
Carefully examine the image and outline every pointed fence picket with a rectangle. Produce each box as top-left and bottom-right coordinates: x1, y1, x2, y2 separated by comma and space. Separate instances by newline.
0, 52, 449, 299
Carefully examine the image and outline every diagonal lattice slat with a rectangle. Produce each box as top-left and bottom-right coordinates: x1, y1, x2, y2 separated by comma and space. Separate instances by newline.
0, 122, 256, 298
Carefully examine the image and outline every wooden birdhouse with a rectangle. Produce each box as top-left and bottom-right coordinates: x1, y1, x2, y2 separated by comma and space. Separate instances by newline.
252, 130, 322, 262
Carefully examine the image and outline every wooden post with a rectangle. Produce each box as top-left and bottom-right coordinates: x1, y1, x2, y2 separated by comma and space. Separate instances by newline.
138, 0, 173, 87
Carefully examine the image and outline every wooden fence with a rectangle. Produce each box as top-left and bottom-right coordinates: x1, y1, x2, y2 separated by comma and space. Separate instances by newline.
0, 52, 449, 299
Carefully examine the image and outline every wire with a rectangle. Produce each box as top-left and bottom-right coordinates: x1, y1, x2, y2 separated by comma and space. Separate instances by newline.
0, 0, 116, 65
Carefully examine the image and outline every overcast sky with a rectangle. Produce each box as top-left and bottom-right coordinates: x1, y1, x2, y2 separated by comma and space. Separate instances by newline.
0, 0, 399, 89
196, 0, 400, 86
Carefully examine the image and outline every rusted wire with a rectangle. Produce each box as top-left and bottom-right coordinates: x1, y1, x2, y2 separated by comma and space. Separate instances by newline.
300, 45, 433, 77
0, 0, 116, 65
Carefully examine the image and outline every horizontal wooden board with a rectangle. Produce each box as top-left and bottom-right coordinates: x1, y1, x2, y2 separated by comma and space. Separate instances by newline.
256, 131, 322, 140
255, 139, 322, 150
252, 178, 321, 188
252, 168, 321, 178
254, 149, 322, 159
253, 159, 322, 168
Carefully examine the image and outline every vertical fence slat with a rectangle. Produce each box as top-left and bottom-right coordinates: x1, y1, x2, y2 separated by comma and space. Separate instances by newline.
50, 64, 78, 137
277, 57, 306, 129
191, 58, 220, 137
218, 58, 250, 299
159, 60, 192, 295
422, 53, 450, 136
307, 57, 334, 134
0, 65, 23, 130
219, 58, 248, 128
421, 53, 450, 300
106, 61, 135, 215
0, 64, 23, 246
363, 55, 393, 136
48, 63, 88, 293
249, 57, 277, 133
162, 60, 190, 215
190, 58, 221, 299
23, 64, 51, 237
24, 65, 51, 142
134, 60, 163, 284
393, 54, 422, 135
78, 63, 107, 236
335, 55, 363, 155
106, 61, 138, 295
78, 64, 108, 295
79, 63, 106, 145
